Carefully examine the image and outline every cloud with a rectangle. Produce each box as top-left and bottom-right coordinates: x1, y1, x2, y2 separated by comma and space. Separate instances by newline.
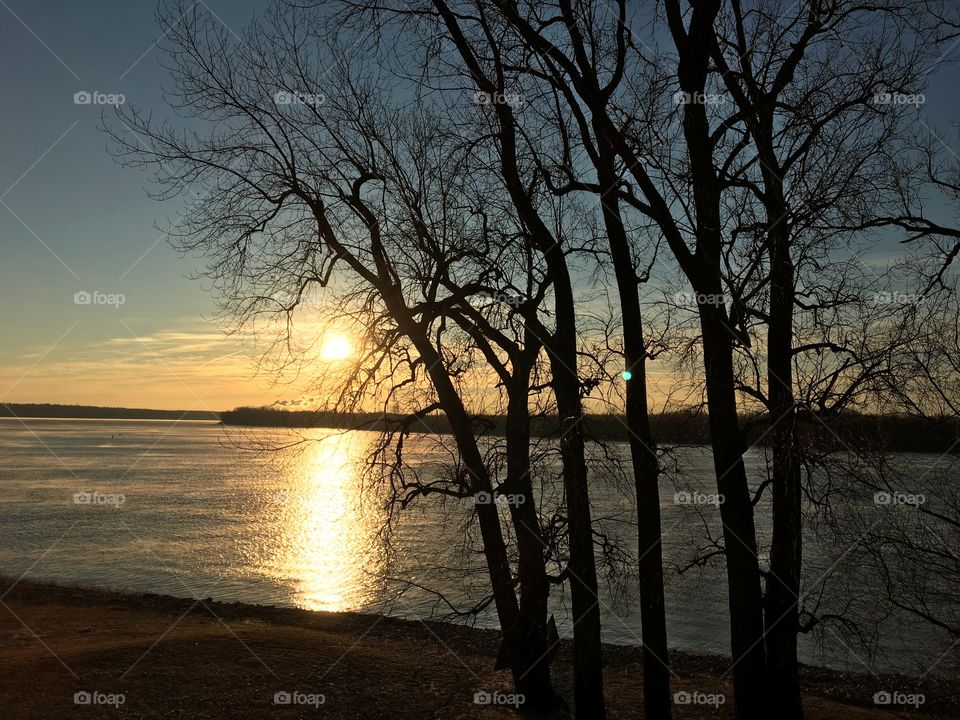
0, 318, 305, 410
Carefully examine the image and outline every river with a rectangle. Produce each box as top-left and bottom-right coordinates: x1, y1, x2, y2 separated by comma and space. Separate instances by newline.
0, 417, 954, 677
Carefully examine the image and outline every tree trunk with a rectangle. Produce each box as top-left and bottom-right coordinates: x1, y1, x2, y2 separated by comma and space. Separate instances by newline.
594, 131, 672, 720
503, 352, 557, 710
551, 348, 606, 720
763, 181, 804, 719
666, 3, 772, 709
534, 255, 606, 719
699, 303, 770, 720
422, 8, 605, 711
387, 295, 529, 695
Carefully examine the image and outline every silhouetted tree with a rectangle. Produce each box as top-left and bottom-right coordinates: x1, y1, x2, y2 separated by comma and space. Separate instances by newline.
108, 2, 568, 706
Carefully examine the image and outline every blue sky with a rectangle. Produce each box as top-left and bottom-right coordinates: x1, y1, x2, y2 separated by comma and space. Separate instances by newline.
1, 1, 959, 411
0, 0, 276, 410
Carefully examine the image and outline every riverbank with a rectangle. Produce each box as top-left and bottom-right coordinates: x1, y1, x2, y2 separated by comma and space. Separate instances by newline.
0, 577, 955, 718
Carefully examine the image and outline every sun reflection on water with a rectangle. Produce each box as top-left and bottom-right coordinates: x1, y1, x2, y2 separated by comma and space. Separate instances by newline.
285, 432, 378, 612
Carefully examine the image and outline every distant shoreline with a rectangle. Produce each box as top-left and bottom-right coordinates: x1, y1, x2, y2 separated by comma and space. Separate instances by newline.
1, 403, 219, 422
0, 416, 221, 423
3, 402, 958, 452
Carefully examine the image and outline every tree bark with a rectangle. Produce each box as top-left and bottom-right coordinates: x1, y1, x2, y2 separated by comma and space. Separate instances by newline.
594, 130, 672, 720
762, 172, 804, 720
385, 292, 531, 697
503, 349, 558, 710
698, 304, 770, 720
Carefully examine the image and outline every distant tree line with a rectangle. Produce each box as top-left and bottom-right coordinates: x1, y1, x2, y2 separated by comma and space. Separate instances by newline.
0, 403, 218, 422
222, 406, 959, 453
8, 403, 956, 455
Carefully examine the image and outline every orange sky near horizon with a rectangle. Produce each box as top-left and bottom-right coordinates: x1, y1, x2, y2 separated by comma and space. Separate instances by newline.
0, 315, 687, 414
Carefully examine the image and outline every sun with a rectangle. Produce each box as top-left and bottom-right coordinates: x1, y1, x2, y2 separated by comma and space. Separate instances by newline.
320, 334, 352, 361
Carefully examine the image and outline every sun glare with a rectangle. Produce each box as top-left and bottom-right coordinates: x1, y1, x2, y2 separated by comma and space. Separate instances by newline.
320, 334, 352, 361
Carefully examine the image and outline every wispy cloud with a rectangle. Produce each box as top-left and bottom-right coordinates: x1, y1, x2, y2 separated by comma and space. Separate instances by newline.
0, 319, 300, 410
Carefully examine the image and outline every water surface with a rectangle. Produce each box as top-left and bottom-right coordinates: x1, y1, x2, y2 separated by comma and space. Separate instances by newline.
0, 417, 953, 676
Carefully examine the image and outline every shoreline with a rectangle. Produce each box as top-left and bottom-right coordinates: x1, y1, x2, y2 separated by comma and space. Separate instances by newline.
1, 576, 955, 718
5, 406, 959, 452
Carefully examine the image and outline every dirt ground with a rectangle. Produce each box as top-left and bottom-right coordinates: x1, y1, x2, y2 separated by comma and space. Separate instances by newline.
0, 577, 952, 719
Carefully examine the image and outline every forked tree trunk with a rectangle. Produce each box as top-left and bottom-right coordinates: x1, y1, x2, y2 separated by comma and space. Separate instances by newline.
668, 3, 772, 709
524, 235, 606, 719
428, 7, 606, 713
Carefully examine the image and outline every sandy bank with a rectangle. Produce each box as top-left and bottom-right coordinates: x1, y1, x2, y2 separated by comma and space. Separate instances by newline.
0, 577, 953, 718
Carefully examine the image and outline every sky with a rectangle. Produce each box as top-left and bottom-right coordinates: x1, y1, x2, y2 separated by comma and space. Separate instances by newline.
1, 1, 959, 412
0, 0, 279, 411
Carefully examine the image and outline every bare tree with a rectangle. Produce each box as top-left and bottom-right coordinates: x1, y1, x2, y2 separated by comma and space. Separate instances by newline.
697, 2, 947, 714
107, 2, 573, 706
435, 3, 773, 715
354, 3, 616, 715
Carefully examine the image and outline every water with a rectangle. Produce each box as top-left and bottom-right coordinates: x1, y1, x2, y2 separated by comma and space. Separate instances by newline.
0, 417, 954, 677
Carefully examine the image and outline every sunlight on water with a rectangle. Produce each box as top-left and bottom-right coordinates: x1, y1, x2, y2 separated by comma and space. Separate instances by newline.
285, 433, 375, 612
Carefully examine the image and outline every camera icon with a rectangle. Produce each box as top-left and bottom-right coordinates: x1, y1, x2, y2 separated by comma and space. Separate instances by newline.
273, 691, 292, 705
873, 491, 892, 505
474, 491, 493, 505
73, 491, 92, 505
74, 290, 92, 305
673, 491, 692, 505
73, 691, 92, 705
873, 690, 892, 705
673, 691, 692, 704
73, 91, 92, 105
473, 690, 492, 705
472, 91, 490, 105
274, 91, 292, 105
